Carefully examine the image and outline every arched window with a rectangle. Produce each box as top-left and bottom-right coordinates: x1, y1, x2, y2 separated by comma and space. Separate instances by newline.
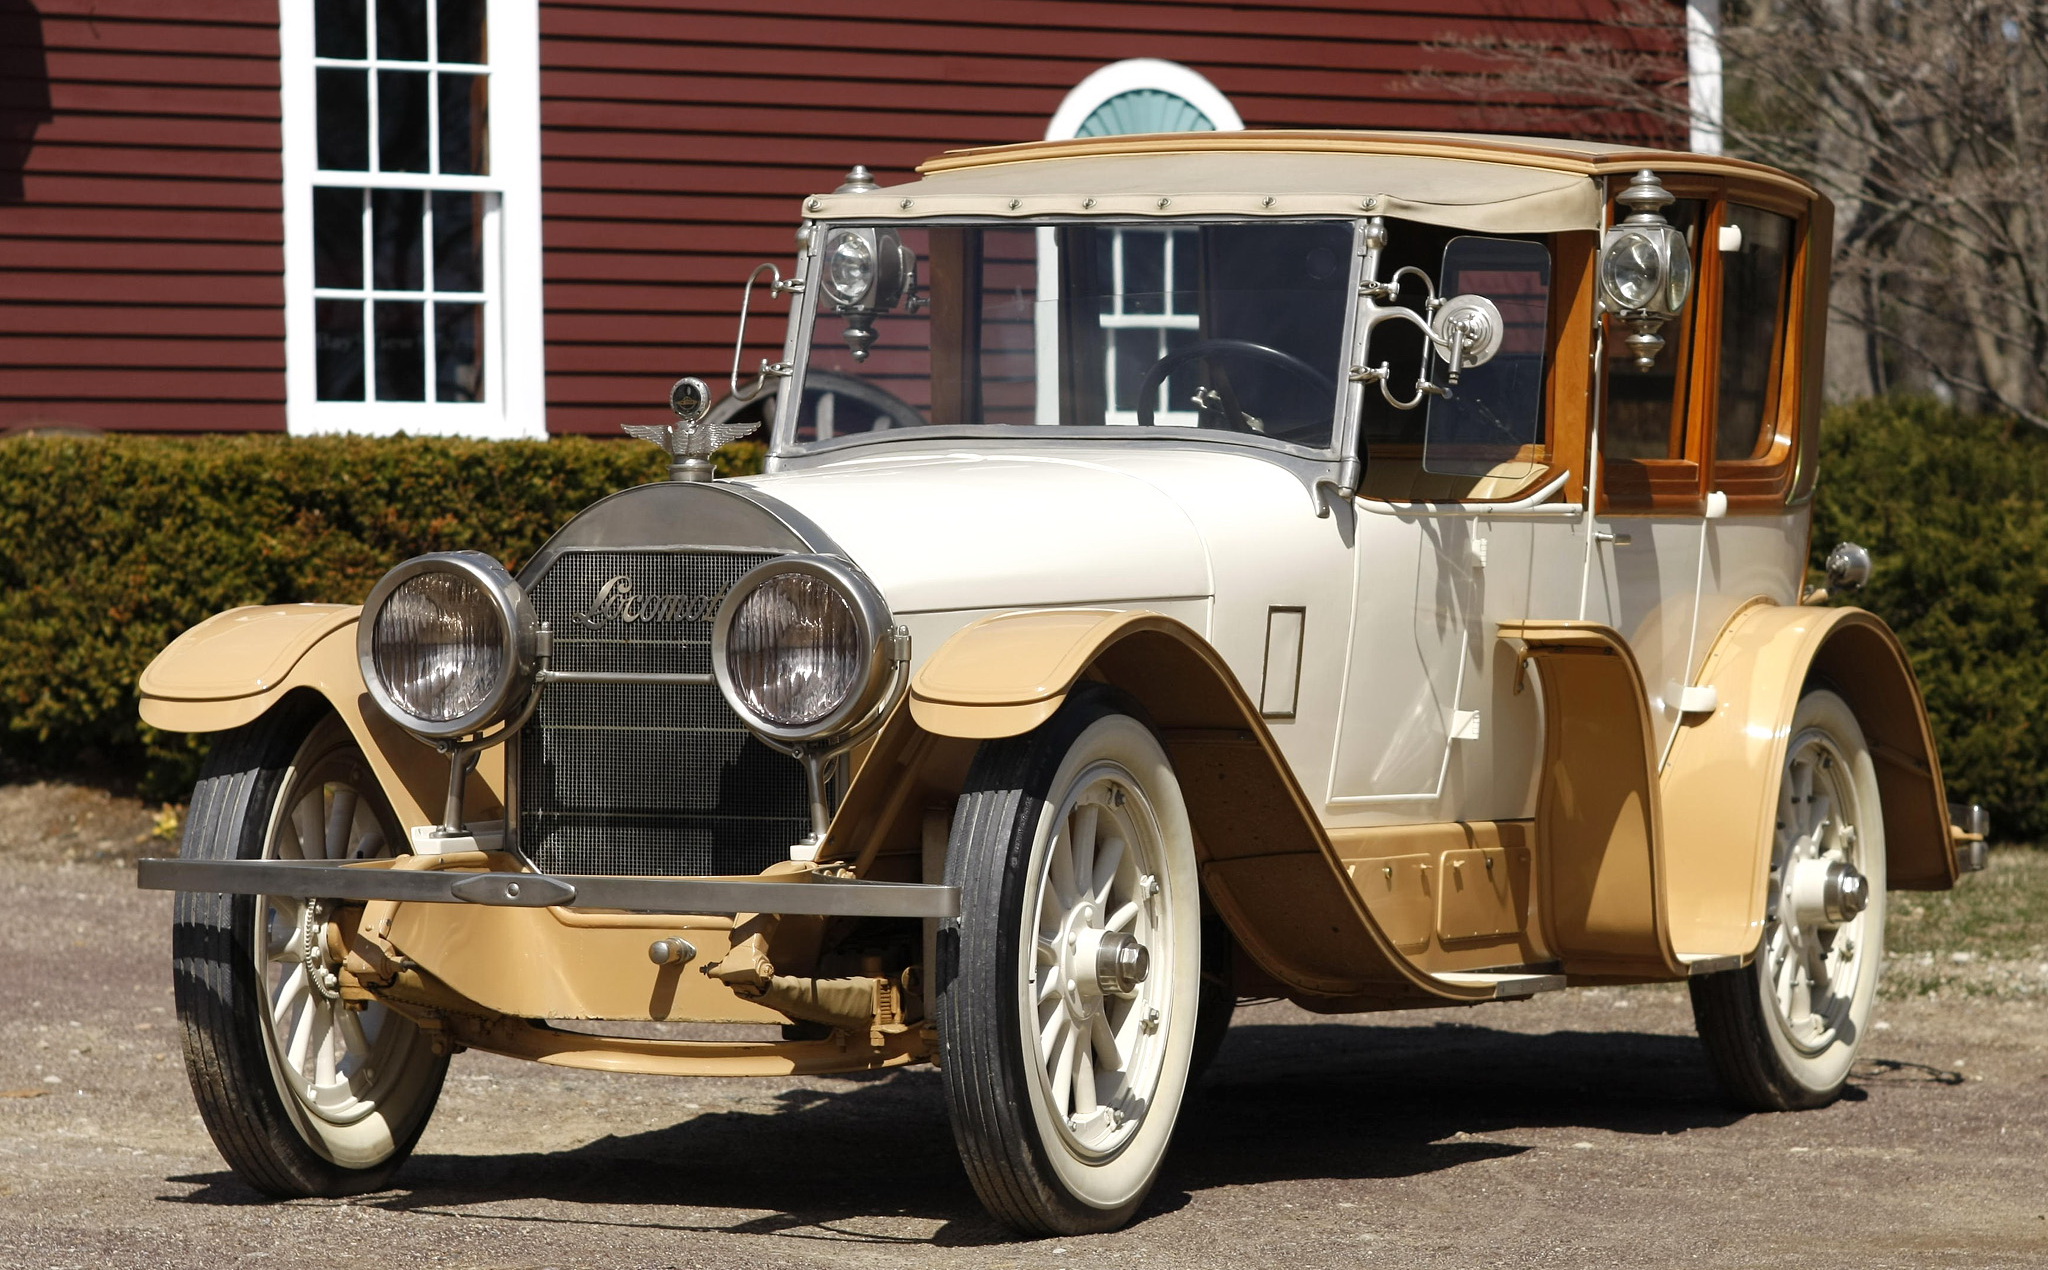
1045, 59, 1243, 141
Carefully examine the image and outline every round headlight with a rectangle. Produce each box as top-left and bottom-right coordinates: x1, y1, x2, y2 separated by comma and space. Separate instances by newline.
822, 229, 876, 308
1600, 229, 1663, 311
358, 552, 535, 739
712, 556, 892, 743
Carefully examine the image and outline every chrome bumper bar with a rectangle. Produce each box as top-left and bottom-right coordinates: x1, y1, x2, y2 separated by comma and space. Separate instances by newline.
137, 857, 959, 919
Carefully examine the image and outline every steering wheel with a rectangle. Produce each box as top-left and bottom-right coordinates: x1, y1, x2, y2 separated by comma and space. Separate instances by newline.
1134, 338, 1336, 431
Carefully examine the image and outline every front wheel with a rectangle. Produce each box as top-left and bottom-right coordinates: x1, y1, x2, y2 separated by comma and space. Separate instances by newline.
1690, 688, 1887, 1110
172, 698, 448, 1196
937, 692, 1201, 1235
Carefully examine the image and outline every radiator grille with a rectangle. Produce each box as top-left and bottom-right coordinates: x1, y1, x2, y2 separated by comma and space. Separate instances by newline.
518, 549, 810, 877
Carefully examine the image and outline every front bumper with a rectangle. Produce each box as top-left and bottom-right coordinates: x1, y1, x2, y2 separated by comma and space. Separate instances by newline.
137, 856, 959, 919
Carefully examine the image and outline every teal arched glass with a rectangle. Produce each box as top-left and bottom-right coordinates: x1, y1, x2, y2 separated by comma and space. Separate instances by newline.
1074, 89, 1216, 137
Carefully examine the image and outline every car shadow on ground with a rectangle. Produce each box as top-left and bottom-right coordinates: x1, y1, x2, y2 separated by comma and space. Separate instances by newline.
158, 1018, 1901, 1246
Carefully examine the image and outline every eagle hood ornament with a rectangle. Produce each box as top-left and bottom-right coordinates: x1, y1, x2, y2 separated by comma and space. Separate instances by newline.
623, 376, 760, 482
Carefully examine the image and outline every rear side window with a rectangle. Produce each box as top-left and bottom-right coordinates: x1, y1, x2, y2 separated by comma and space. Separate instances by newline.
1714, 206, 1795, 462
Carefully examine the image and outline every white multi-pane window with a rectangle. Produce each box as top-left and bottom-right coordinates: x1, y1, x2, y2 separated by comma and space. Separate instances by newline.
282, 0, 543, 438
1100, 227, 1201, 426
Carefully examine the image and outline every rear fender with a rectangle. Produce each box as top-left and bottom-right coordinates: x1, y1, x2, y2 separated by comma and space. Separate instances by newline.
1660, 602, 1955, 958
137, 604, 502, 831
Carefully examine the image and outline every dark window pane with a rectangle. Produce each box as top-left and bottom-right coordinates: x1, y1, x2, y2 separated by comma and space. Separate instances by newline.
1112, 329, 1154, 412
376, 69, 429, 172
376, 0, 427, 61
315, 0, 367, 59
375, 301, 425, 400
438, 0, 487, 63
313, 187, 363, 289
432, 192, 483, 292
371, 188, 424, 290
1716, 206, 1795, 462
435, 302, 484, 402
316, 300, 365, 400
315, 69, 369, 170
437, 71, 488, 175
1123, 230, 1164, 315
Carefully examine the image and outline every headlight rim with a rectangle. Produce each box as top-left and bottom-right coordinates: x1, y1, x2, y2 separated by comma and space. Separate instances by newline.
356, 551, 537, 740
710, 554, 894, 745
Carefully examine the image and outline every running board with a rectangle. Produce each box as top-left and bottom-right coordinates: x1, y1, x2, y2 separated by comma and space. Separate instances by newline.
1433, 971, 1566, 998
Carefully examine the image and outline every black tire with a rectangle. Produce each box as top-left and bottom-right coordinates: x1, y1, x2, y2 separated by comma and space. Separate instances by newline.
1187, 915, 1236, 1086
1690, 688, 1887, 1111
937, 690, 1202, 1236
173, 695, 448, 1196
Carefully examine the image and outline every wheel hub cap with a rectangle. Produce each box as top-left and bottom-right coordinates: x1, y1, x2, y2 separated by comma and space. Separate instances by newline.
1789, 856, 1869, 928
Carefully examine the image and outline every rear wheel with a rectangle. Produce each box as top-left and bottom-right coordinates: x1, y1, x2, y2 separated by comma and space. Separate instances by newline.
1691, 688, 1886, 1110
937, 692, 1201, 1235
173, 698, 447, 1196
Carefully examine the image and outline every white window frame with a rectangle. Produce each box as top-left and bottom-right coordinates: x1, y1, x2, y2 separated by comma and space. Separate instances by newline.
1035, 60, 1242, 425
280, 0, 545, 439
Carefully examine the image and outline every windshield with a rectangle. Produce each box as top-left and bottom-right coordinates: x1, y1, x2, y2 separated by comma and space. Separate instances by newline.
782, 221, 1354, 451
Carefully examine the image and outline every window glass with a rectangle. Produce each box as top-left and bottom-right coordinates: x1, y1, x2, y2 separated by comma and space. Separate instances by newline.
1601, 199, 1701, 461
791, 222, 1351, 449
311, 0, 492, 406
1423, 235, 1551, 478
1715, 206, 1794, 462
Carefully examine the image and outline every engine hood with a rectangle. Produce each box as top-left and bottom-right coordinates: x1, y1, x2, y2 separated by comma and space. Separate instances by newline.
738, 452, 1215, 615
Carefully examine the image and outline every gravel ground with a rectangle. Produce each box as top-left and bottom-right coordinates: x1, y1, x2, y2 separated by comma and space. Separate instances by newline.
2, 839, 2045, 1267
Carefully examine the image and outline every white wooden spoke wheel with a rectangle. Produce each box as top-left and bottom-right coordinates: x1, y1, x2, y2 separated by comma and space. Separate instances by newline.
1028, 763, 1175, 1158
173, 702, 447, 1196
257, 737, 430, 1134
940, 694, 1201, 1236
1691, 688, 1886, 1110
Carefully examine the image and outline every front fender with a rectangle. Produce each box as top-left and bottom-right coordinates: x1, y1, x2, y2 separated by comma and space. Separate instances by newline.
137, 604, 501, 831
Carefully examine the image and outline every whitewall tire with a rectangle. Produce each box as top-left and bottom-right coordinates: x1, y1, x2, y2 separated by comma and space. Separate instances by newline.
1691, 688, 1887, 1110
937, 689, 1201, 1235
173, 698, 448, 1195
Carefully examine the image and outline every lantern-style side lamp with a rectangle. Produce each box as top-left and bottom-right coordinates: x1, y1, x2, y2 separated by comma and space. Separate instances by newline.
1598, 170, 1693, 370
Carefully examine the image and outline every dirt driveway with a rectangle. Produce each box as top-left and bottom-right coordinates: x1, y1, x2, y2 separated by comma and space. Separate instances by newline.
2, 845, 2045, 1270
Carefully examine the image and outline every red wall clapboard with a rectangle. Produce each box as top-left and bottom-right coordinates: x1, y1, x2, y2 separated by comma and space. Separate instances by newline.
0, 0, 1674, 436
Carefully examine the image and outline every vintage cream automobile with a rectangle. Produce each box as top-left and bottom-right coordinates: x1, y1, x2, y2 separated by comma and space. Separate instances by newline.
139, 130, 1987, 1235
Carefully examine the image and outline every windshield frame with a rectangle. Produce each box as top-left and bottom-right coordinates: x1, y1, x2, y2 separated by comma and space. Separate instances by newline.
767, 216, 1370, 465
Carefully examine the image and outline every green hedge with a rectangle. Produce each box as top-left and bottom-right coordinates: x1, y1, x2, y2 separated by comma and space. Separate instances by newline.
1811, 399, 2048, 841
0, 433, 762, 799
2, 406, 2044, 839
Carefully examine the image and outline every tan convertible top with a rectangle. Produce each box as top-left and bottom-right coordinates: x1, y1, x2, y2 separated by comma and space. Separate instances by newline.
801, 130, 1819, 235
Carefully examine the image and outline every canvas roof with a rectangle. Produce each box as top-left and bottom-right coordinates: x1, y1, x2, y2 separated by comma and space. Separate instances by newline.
800, 130, 1817, 235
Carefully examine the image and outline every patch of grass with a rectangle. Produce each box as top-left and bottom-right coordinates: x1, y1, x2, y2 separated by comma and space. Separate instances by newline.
1885, 847, 2048, 997
1888, 847, 2048, 958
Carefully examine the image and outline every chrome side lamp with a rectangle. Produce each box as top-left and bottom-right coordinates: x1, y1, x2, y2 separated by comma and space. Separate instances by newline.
817, 166, 918, 361
1598, 170, 1693, 370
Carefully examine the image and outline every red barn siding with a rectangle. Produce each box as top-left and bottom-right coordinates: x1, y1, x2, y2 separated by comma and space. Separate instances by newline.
538, 0, 1667, 435
0, 0, 1672, 438
0, 1, 284, 434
